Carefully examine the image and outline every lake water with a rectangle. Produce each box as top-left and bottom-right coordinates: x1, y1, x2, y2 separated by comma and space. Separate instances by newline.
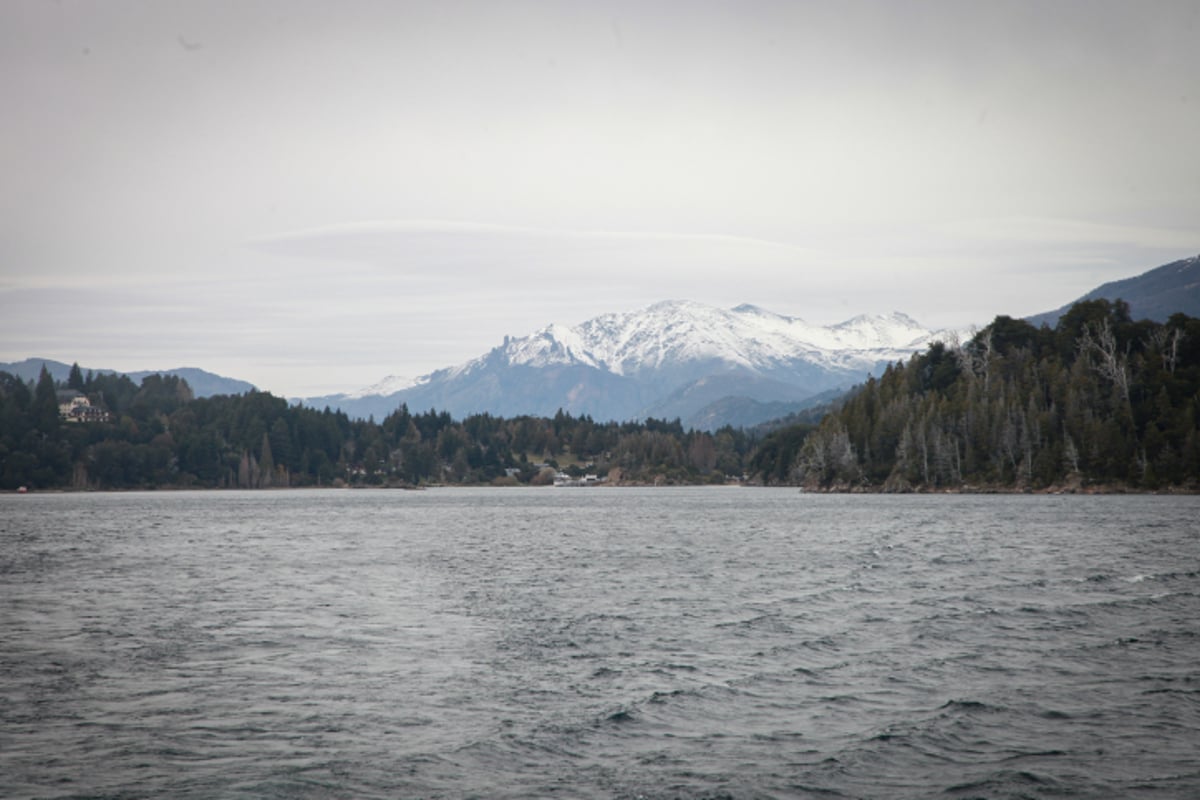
2, 488, 1199, 799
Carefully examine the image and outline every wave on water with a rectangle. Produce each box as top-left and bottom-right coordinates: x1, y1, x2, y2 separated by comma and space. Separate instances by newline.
2, 490, 1199, 798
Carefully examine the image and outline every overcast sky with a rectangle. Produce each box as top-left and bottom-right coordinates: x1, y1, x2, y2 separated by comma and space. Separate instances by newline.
3, 1, 1198, 396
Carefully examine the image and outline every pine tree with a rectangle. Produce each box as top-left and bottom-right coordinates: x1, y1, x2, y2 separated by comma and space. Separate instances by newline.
67, 362, 85, 391
34, 365, 60, 433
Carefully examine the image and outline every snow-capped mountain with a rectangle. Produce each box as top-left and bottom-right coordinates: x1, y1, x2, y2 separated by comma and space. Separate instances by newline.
500, 301, 935, 376
297, 300, 954, 429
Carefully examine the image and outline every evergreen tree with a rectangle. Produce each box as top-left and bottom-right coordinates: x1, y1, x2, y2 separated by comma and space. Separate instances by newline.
67, 362, 85, 392
34, 366, 60, 434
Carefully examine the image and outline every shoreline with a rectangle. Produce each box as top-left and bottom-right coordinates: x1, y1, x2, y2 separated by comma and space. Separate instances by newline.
6, 481, 1199, 495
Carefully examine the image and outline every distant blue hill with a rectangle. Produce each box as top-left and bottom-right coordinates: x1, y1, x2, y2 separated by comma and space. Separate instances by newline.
1026, 253, 1200, 327
0, 358, 255, 398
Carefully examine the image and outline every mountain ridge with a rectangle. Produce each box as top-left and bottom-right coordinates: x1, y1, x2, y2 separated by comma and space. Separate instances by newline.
1026, 253, 1200, 327
0, 358, 255, 399
297, 300, 955, 429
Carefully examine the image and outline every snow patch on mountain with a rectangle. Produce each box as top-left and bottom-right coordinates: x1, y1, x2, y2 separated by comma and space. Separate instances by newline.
344, 374, 421, 399
480, 300, 950, 379
503, 323, 602, 370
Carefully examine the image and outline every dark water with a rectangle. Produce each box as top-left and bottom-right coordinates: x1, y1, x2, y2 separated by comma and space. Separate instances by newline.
2, 488, 1198, 799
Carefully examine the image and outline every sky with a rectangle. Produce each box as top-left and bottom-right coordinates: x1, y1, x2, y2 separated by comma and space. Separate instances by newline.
2, 0, 1199, 397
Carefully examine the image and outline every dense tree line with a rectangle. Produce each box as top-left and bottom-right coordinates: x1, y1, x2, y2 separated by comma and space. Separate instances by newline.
774, 301, 1200, 491
0, 367, 756, 490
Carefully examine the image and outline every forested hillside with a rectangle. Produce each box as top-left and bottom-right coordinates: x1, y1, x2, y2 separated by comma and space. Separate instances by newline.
769, 300, 1200, 491
0, 366, 753, 490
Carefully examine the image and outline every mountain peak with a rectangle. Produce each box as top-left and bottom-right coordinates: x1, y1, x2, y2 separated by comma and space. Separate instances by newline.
495, 299, 941, 376
731, 302, 793, 322
643, 298, 708, 314
300, 298, 949, 428
837, 310, 918, 325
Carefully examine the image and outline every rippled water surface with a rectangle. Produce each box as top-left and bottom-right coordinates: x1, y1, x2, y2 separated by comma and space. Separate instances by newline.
3, 488, 1199, 799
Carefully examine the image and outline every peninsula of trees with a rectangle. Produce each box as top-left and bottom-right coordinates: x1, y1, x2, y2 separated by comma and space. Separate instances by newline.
2, 300, 1197, 492
759, 300, 1200, 491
